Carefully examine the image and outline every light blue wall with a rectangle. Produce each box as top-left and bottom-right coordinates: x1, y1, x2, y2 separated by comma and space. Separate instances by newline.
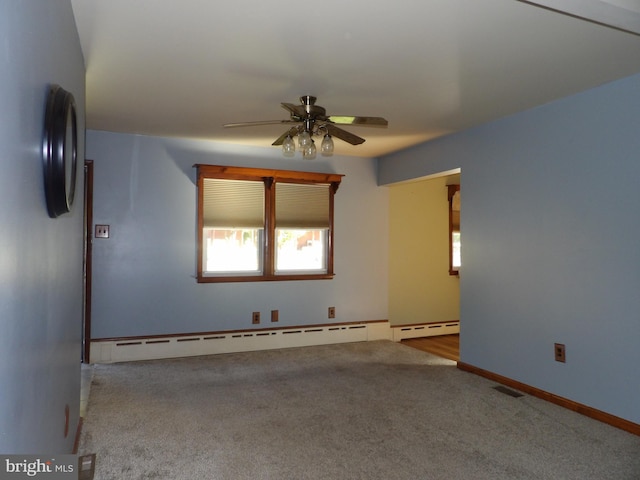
86, 131, 388, 338
0, 1, 85, 453
379, 73, 640, 424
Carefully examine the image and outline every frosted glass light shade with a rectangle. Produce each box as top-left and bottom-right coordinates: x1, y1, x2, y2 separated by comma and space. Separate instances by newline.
282, 135, 295, 157
298, 130, 312, 148
303, 141, 316, 160
321, 134, 334, 156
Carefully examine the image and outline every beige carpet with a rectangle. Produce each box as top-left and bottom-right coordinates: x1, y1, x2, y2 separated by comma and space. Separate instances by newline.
78, 341, 640, 479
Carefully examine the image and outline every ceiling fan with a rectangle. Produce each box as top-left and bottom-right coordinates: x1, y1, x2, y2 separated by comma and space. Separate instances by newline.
224, 95, 388, 158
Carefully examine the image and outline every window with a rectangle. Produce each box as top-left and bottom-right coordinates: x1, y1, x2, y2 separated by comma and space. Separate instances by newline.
448, 184, 460, 275
196, 165, 342, 282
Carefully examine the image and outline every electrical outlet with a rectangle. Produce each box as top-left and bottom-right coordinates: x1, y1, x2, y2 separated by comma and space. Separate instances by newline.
328, 307, 336, 319
271, 310, 279, 322
95, 224, 110, 238
554, 343, 566, 363
252, 312, 260, 324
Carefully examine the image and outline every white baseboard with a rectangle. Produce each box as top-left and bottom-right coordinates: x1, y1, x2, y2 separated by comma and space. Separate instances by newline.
91, 321, 393, 364
392, 321, 460, 342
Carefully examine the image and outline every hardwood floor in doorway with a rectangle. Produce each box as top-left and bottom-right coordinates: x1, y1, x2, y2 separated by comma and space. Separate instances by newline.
401, 334, 459, 362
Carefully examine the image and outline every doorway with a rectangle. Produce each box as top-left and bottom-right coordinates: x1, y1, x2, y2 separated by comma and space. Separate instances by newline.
388, 169, 461, 361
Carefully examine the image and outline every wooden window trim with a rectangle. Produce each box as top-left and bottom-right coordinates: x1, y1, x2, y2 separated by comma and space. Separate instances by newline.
195, 164, 343, 283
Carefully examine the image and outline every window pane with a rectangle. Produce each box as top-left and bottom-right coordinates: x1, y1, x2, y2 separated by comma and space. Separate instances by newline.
452, 231, 461, 268
275, 229, 327, 273
204, 228, 262, 273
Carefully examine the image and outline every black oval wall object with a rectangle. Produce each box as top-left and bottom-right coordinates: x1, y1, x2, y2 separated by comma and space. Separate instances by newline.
43, 84, 78, 218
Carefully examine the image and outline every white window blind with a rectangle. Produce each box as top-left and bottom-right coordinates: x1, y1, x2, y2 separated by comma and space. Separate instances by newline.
202, 178, 264, 228
275, 183, 330, 229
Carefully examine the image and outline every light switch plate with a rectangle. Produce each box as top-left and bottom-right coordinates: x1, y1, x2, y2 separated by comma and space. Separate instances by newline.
95, 225, 110, 238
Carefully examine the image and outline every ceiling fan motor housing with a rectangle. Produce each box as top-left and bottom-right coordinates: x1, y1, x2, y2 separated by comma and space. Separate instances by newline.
299, 95, 326, 119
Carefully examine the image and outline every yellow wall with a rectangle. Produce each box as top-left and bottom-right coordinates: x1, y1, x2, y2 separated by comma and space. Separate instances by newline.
388, 175, 460, 325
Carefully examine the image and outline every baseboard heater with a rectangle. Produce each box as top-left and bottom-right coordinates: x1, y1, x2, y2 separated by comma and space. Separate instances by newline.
392, 321, 460, 342
90, 320, 392, 364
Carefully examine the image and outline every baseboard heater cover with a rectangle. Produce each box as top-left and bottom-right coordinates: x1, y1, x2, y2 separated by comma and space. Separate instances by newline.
392, 321, 460, 341
91, 321, 391, 364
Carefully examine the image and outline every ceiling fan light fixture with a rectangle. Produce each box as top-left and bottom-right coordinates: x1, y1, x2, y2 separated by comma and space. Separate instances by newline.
321, 134, 334, 156
303, 140, 316, 160
282, 135, 296, 156
223, 96, 387, 160
298, 130, 312, 148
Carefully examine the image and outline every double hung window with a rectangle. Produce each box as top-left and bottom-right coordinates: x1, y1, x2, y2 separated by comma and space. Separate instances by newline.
196, 165, 342, 282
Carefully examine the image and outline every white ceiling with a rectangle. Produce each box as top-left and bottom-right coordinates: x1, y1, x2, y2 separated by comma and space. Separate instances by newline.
71, 0, 640, 158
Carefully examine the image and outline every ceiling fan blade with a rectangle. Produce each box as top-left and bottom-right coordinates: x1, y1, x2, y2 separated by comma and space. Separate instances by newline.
281, 103, 306, 118
224, 120, 298, 128
327, 115, 388, 127
272, 127, 299, 146
324, 123, 366, 145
